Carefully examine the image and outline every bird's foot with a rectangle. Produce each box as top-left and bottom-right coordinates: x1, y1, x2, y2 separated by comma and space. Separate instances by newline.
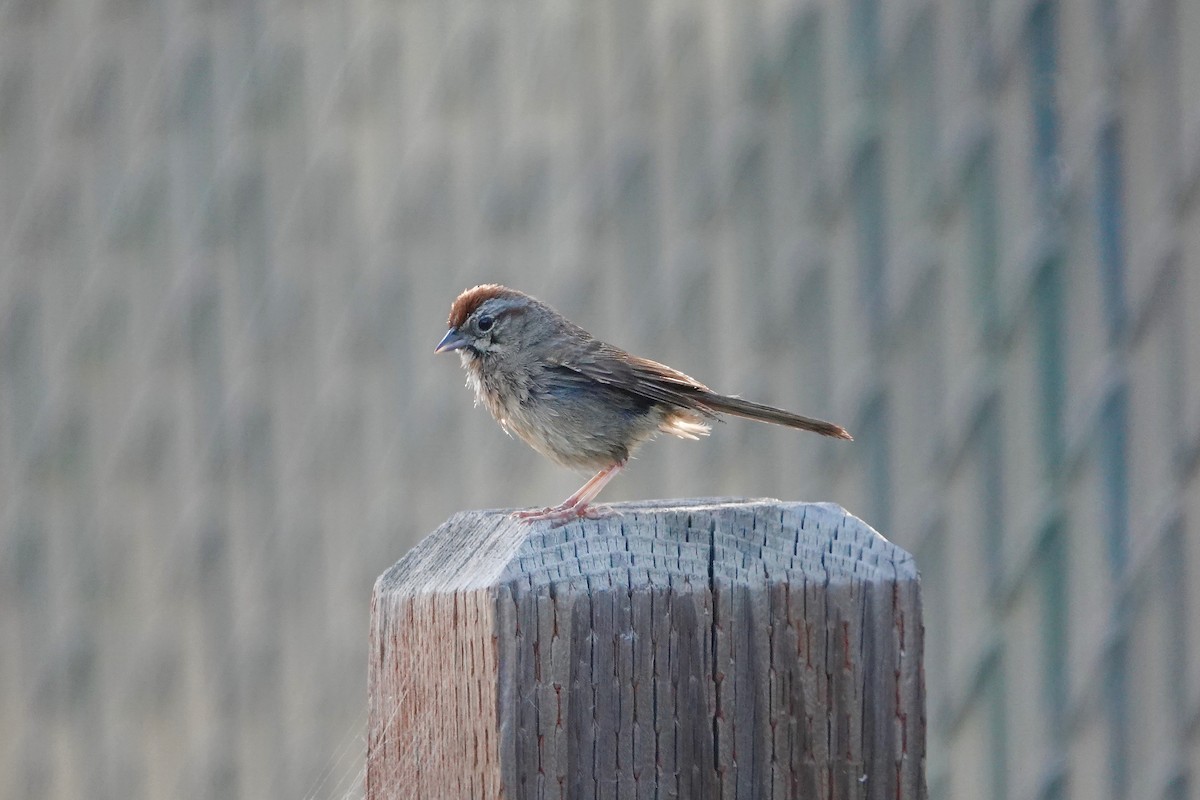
511, 503, 620, 528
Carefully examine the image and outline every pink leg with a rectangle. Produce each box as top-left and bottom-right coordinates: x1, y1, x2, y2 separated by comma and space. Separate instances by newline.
512, 462, 625, 526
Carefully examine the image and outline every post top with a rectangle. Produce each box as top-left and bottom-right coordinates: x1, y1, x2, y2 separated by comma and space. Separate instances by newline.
377, 498, 917, 598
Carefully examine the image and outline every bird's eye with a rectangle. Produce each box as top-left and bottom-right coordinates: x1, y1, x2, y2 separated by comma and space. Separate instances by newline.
477, 315, 494, 332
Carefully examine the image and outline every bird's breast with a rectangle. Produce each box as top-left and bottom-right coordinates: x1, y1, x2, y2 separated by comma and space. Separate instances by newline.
463, 359, 528, 427
462, 357, 679, 471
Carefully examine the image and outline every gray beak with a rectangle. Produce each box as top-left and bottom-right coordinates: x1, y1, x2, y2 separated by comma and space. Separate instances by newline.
434, 328, 469, 353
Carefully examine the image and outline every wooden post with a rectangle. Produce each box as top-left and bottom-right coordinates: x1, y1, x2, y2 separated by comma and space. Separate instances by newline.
367, 499, 925, 799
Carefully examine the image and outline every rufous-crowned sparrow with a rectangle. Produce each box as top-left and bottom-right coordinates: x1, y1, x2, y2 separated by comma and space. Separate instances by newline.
435, 284, 852, 525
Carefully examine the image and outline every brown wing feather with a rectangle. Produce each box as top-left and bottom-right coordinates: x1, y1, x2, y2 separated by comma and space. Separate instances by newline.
551, 341, 852, 439
552, 342, 721, 420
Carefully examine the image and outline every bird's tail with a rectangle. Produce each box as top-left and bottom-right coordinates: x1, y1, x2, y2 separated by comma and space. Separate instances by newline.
699, 393, 853, 440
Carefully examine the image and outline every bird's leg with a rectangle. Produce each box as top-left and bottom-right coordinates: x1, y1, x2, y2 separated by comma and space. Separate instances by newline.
512, 462, 625, 525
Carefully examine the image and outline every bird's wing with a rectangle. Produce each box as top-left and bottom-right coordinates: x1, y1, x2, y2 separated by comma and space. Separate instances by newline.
548, 338, 852, 439
548, 340, 721, 419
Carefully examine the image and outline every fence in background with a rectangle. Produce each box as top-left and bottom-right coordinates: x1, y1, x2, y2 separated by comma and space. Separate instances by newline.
1, 0, 1198, 798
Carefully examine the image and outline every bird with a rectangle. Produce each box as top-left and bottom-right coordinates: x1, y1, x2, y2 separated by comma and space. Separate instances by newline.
435, 284, 852, 525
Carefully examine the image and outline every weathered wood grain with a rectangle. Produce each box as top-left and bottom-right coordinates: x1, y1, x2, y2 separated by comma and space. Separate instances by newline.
367, 499, 925, 799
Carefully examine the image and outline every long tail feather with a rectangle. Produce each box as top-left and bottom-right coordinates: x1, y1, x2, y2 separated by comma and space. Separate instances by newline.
698, 393, 853, 440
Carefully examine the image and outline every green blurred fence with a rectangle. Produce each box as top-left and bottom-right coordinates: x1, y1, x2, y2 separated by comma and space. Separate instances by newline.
1, 0, 1198, 798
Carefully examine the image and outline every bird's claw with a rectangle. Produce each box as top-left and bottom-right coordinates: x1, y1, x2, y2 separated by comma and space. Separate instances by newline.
511, 504, 621, 528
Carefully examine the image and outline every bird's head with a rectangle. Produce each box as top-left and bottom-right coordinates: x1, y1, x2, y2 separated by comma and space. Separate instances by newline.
435, 284, 539, 361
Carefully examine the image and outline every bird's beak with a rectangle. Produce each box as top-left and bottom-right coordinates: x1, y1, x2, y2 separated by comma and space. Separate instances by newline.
434, 328, 468, 353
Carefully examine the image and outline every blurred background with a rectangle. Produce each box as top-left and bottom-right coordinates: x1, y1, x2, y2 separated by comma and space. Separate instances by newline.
1, 0, 1198, 798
